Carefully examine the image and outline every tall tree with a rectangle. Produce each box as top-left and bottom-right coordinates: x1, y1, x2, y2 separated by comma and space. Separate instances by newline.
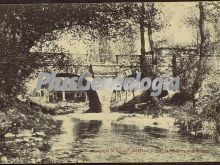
192, 1, 206, 97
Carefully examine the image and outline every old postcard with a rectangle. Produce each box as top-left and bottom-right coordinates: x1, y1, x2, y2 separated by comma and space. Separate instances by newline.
0, 1, 220, 163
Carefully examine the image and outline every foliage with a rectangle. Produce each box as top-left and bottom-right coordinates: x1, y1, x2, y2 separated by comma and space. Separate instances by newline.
174, 67, 220, 142
0, 3, 165, 95
195, 69, 220, 142
196, 79, 220, 120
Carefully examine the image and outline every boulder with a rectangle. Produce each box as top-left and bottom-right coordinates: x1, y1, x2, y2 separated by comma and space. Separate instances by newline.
15, 139, 23, 143
33, 137, 43, 142
34, 132, 45, 137
19, 129, 33, 137
23, 137, 29, 143
4, 132, 15, 138
1, 156, 8, 163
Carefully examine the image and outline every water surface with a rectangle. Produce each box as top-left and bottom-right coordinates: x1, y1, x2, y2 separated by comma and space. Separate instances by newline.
48, 113, 220, 163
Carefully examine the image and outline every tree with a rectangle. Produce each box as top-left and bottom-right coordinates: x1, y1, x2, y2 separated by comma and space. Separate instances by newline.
0, 3, 166, 95
182, 1, 220, 142
195, 1, 220, 142
0, 3, 126, 94
192, 2, 206, 97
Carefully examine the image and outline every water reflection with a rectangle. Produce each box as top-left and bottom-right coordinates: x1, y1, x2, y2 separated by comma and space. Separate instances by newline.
73, 119, 102, 139
143, 126, 167, 138
49, 116, 220, 163
111, 123, 140, 132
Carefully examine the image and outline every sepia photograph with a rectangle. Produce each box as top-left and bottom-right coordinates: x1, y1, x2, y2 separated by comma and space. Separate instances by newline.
0, 1, 220, 163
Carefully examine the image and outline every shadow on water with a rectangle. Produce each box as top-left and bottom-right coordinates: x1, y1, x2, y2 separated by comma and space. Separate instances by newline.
143, 126, 168, 138
111, 123, 140, 133
111, 123, 170, 147
73, 119, 102, 140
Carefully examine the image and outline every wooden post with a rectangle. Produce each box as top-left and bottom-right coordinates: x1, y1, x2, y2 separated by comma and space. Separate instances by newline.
85, 92, 88, 101
116, 55, 119, 64
115, 90, 117, 102
62, 91, 66, 102
125, 91, 127, 102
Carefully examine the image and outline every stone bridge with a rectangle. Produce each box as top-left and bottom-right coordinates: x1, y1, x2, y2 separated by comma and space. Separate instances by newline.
35, 53, 143, 77
32, 53, 146, 113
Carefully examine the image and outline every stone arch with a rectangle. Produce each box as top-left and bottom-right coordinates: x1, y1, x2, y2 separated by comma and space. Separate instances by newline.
55, 72, 102, 113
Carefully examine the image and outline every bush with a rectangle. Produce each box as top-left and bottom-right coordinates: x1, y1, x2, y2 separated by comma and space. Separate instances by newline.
195, 71, 220, 142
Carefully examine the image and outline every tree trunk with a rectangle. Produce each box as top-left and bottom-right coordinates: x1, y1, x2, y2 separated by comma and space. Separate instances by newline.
139, 3, 160, 116
148, 3, 154, 52
192, 1, 205, 97
172, 53, 178, 77
140, 3, 146, 60
140, 2, 151, 78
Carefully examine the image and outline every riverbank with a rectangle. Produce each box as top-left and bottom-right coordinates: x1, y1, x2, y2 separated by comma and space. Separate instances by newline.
29, 96, 89, 115
0, 94, 62, 163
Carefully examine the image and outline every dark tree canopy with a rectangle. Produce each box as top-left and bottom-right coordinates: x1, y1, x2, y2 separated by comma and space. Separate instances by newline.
0, 3, 163, 94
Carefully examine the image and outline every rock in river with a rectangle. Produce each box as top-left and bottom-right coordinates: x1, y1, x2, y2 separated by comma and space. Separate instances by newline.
34, 132, 46, 137
1, 156, 8, 163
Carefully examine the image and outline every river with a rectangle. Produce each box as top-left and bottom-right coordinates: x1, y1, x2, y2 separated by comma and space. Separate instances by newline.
45, 113, 220, 163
